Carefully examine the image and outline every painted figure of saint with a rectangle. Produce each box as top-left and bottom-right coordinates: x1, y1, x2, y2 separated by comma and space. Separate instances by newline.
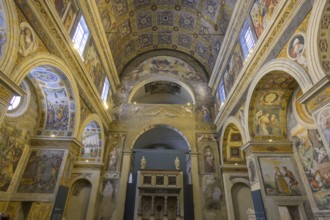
274, 167, 290, 194
283, 166, 298, 189
204, 147, 215, 173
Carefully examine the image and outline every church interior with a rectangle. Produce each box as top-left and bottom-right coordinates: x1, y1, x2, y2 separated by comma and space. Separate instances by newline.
0, 0, 330, 219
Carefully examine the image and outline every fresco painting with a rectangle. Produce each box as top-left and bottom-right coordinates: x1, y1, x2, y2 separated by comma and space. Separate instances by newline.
81, 121, 102, 161
0, 0, 6, 58
259, 157, 302, 196
250, 0, 281, 38
0, 123, 30, 191
18, 150, 64, 193
318, 106, 330, 144
54, 0, 72, 18
288, 99, 330, 209
255, 108, 281, 136
287, 33, 307, 67
84, 40, 106, 95
44, 87, 70, 130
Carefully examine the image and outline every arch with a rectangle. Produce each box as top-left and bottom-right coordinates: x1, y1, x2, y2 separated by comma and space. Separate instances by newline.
244, 59, 314, 142
231, 182, 254, 220
306, 0, 329, 83
128, 75, 196, 105
0, 0, 19, 74
10, 52, 81, 138
129, 124, 192, 152
219, 116, 246, 165
78, 114, 105, 162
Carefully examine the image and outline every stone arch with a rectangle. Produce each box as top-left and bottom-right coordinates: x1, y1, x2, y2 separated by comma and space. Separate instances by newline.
0, 0, 19, 74
128, 75, 196, 104
306, 0, 330, 83
78, 114, 105, 162
10, 52, 81, 138
244, 59, 313, 142
128, 123, 192, 152
219, 117, 246, 165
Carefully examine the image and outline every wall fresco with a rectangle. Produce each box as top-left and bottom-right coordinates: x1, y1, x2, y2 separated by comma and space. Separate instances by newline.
18, 150, 64, 193
250, 0, 282, 38
259, 156, 302, 196
0, 0, 6, 59
288, 97, 330, 209
317, 106, 330, 144
81, 121, 102, 161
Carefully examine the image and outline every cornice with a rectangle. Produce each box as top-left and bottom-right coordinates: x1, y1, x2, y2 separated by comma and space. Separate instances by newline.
0, 70, 26, 96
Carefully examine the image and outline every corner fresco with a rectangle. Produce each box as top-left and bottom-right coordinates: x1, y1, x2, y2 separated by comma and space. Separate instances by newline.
18, 22, 38, 57
317, 106, 330, 144
288, 94, 330, 209
287, 33, 307, 67
80, 121, 102, 162
250, 0, 282, 38
259, 157, 302, 196
0, 123, 30, 191
0, 0, 6, 58
18, 150, 64, 193
83, 39, 107, 96
29, 66, 76, 137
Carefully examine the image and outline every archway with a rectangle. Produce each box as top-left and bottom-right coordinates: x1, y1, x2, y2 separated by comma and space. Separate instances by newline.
124, 125, 193, 220
231, 182, 254, 220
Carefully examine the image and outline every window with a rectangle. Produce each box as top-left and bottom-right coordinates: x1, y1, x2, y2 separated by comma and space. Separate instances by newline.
8, 96, 21, 111
240, 20, 256, 59
218, 80, 226, 105
72, 16, 89, 57
101, 77, 110, 103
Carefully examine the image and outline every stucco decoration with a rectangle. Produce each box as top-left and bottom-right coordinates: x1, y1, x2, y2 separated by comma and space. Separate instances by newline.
18, 22, 38, 57
96, 0, 238, 74
222, 123, 245, 165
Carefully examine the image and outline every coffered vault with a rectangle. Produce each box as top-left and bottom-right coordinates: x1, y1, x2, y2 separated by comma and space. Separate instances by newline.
96, 0, 237, 75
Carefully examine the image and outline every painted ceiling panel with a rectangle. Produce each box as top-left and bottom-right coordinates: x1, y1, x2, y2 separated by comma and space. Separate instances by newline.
96, 0, 237, 75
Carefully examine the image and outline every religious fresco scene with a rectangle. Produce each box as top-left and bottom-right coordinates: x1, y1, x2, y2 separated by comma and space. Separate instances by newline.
259, 156, 302, 196
17, 150, 64, 193
80, 121, 102, 161
1, 0, 330, 220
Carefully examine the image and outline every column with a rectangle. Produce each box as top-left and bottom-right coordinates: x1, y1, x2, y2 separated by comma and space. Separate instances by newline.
190, 153, 202, 220
114, 150, 132, 220
164, 196, 168, 220
150, 196, 155, 220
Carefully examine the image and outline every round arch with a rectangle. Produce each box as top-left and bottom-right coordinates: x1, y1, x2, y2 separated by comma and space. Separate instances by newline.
306, 0, 329, 83
10, 52, 81, 138
219, 117, 247, 165
0, 0, 19, 74
128, 123, 192, 152
244, 59, 314, 142
128, 75, 196, 104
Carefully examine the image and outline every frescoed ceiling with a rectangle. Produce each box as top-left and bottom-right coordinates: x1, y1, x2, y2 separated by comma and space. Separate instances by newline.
96, 0, 237, 75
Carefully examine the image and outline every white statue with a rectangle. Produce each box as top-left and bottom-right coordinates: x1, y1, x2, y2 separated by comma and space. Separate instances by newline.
175, 157, 180, 170
141, 156, 147, 169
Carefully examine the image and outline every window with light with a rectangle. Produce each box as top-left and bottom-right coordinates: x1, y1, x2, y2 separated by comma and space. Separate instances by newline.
240, 20, 256, 59
72, 16, 89, 57
101, 77, 110, 103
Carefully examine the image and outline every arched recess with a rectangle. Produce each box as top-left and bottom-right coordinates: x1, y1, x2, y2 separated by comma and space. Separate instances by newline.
127, 123, 194, 153
65, 179, 92, 220
128, 75, 196, 105
306, 0, 330, 83
10, 52, 81, 138
219, 117, 247, 166
244, 59, 313, 142
231, 182, 254, 220
0, 0, 19, 74
78, 114, 105, 162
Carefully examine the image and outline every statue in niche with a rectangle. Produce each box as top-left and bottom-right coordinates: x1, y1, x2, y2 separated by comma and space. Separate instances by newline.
141, 156, 147, 169
204, 147, 215, 173
175, 157, 180, 170
108, 146, 118, 171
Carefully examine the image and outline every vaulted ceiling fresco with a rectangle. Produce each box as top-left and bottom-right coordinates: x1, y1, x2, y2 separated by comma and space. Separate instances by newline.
96, 0, 237, 75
